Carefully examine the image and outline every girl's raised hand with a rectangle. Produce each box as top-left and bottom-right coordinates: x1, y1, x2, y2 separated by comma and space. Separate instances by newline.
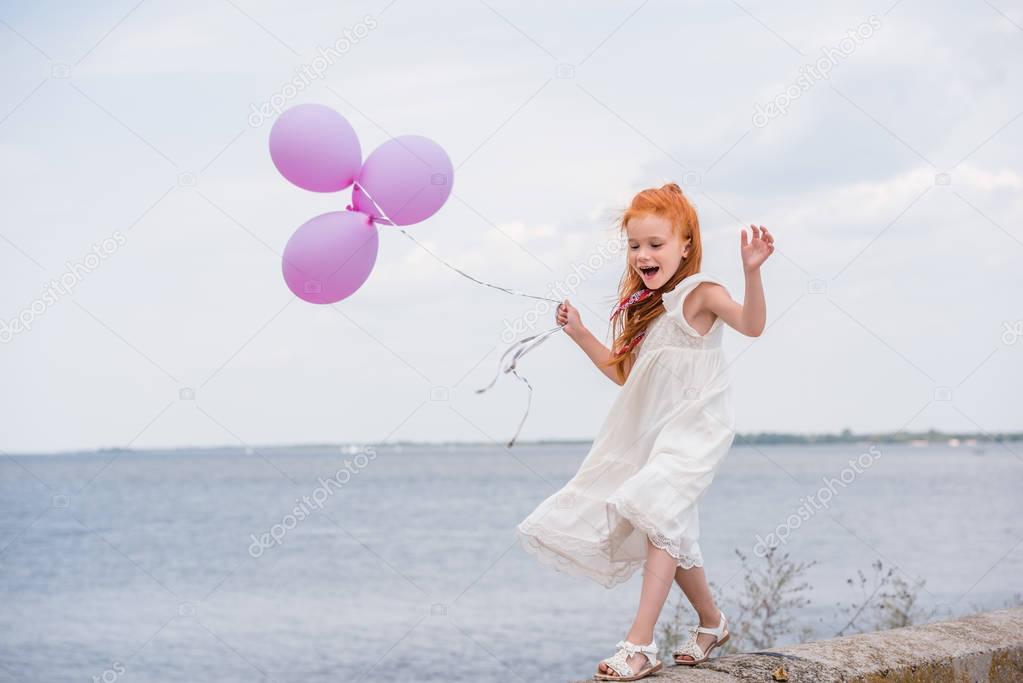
556, 299, 583, 337
741, 224, 775, 272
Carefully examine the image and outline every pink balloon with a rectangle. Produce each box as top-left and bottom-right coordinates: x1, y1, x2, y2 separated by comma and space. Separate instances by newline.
352, 135, 453, 226
282, 211, 378, 304
270, 104, 362, 193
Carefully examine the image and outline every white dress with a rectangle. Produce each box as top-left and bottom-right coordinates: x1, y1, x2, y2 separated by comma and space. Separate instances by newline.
516, 272, 737, 588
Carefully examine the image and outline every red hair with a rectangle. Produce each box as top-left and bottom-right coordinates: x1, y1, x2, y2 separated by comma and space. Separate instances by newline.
600, 182, 704, 384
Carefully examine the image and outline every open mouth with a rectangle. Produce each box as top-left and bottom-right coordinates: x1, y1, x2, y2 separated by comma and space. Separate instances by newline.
639, 265, 660, 279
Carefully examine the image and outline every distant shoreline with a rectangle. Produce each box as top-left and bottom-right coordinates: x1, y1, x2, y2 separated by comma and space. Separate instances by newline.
8, 429, 1019, 457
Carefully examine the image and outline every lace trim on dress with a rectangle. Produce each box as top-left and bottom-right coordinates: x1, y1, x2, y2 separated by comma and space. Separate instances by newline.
516, 520, 641, 588
517, 474, 709, 584
606, 494, 704, 569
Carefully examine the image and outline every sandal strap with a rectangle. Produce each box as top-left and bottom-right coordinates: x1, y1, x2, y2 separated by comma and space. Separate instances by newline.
618, 639, 658, 656
695, 610, 727, 637
602, 639, 658, 676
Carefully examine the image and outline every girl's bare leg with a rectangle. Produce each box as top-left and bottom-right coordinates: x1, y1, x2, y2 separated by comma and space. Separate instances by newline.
673, 564, 723, 661
597, 537, 676, 676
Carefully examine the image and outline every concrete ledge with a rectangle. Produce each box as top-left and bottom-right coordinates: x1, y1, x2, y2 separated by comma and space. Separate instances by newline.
573, 607, 1023, 682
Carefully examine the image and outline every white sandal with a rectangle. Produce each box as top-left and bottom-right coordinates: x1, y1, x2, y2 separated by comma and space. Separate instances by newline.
673, 610, 729, 665
594, 639, 662, 681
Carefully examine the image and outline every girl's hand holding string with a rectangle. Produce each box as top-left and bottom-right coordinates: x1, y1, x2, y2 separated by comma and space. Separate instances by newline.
556, 299, 583, 338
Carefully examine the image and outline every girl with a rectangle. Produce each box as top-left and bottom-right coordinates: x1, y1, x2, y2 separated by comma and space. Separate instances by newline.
515, 183, 773, 680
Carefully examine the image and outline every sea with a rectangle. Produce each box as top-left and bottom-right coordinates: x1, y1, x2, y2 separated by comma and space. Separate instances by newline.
1, 441, 1019, 682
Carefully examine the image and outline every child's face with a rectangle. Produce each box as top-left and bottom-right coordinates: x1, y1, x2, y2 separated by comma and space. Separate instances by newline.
626, 213, 688, 289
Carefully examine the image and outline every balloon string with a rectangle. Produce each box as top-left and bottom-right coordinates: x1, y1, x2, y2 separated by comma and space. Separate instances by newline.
351, 180, 563, 448
350, 182, 561, 304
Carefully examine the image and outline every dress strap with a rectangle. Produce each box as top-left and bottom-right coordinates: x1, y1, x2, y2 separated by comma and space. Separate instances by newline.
661, 273, 730, 338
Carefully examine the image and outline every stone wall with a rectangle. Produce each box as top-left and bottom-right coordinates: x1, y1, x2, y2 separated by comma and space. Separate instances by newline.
573, 607, 1023, 682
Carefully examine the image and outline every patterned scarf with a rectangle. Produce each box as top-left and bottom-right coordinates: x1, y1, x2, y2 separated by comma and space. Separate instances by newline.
609, 288, 657, 356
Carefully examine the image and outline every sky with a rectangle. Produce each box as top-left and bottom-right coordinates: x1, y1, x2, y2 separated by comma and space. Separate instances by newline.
1, 0, 1021, 454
